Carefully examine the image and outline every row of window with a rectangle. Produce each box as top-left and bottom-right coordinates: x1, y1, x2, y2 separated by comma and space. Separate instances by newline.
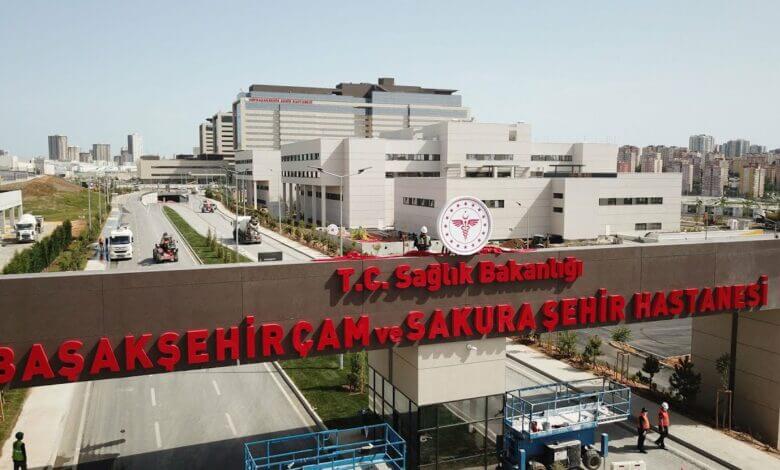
282, 152, 320, 162
295, 190, 342, 201
531, 154, 573, 162
385, 153, 441, 161
402, 197, 435, 208
385, 171, 440, 178
599, 197, 664, 206
283, 170, 317, 178
466, 154, 514, 161
636, 223, 663, 230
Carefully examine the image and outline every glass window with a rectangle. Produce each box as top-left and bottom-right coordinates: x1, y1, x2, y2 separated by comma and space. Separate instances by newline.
635, 197, 649, 204
437, 424, 486, 463
553, 192, 563, 199
650, 197, 663, 204
553, 207, 563, 213
623, 198, 633, 205
635, 223, 647, 230
418, 429, 437, 466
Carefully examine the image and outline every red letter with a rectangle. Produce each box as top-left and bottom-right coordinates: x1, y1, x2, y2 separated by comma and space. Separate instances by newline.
261, 324, 284, 356
336, 268, 355, 293
608, 295, 626, 322
516, 304, 537, 331
560, 299, 577, 326
683, 288, 699, 314
22, 343, 54, 381
733, 285, 746, 309
496, 304, 516, 333
58, 340, 85, 382
157, 332, 181, 372
478, 261, 495, 284
216, 327, 240, 361
668, 290, 685, 315
451, 307, 474, 337
579, 297, 597, 325
363, 266, 382, 291
405, 311, 425, 341
632, 293, 651, 319
245, 316, 256, 359
343, 316, 371, 348
541, 301, 559, 332
125, 334, 153, 371
395, 265, 411, 289
186, 329, 209, 365
90, 338, 120, 375
292, 321, 314, 357
650, 292, 668, 317
427, 309, 450, 339
317, 319, 341, 351
0, 347, 15, 384
759, 275, 768, 306
698, 288, 715, 313
474, 306, 495, 335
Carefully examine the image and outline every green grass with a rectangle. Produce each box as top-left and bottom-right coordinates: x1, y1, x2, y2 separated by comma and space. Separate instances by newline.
24, 190, 103, 223
281, 354, 371, 429
0, 389, 29, 459
162, 206, 251, 264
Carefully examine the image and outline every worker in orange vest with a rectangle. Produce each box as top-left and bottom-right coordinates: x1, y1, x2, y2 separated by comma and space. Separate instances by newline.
655, 402, 671, 449
637, 407, 650, 453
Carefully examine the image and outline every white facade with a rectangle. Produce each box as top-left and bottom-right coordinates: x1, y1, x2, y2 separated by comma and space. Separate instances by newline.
212, 112, 235, 154
272, 121, 682, 239
689, 134, 715, 154
235, 149, 283, 215
199, 122, 214, 154
127, 133, 143, 162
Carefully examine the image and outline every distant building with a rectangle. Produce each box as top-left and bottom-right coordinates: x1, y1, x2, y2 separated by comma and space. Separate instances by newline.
78, 151, 92, 163
199, 122, 214, 154
702, 160, 728, 196
616, 161, 632, 173
723, 139, 751, 158
211, 112, 235, 154
48, 135, 67, 160
67, 145, 80, 161
748, 144, 767, 154
640, 153, 663, 173
617, 145, 639, 172
137, 154, 228, 184
739, 166, 766, 198
92, 143, 111, 162
127, 133, 143, 162
669, 161, 695, 194
120, 147, 133, 165
689, 134, 715, 154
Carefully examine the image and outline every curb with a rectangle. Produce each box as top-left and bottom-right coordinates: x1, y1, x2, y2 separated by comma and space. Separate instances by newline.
271, 361, 327, 431
506, 352, 740, 470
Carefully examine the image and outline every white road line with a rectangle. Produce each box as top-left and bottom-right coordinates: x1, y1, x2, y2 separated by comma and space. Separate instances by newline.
225, 412, 238, 436
264, 363, 312, 428
71, 381, 92, 469
150, 387, 157, 407
211, 379, 221, 396
154, 421, 162, 448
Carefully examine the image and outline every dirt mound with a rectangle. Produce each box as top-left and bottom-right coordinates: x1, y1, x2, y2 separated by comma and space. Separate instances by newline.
1, 176, 82, 196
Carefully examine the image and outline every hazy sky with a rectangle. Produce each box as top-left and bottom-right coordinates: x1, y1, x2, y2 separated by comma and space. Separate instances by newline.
1, 0, 778, 158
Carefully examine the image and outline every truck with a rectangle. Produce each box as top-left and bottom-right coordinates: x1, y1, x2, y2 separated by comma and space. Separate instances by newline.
152, 233, 179, 263
201, 200, 215, 213
499, 378, 630, 470
108, 226, 134, 261
14, 213, 41, 243
234, 215, 262, 244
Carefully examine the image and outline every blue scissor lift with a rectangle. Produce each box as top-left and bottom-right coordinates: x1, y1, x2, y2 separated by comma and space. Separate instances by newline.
501, 378, 631, 470
244, 423, 406, 470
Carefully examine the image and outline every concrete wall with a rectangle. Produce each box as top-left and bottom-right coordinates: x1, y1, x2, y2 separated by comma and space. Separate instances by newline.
691, 308, 780, 448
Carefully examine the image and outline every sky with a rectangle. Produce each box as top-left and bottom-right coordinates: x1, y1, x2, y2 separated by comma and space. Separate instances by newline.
1, 0, 779, 158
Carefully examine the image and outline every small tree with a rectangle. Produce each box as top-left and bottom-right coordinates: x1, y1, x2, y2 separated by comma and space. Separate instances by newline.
610, 326, 632, 343
641, 355, 661, 389
670, 356, 702, 406
347, 352, 367, 393
556, 331, 578, 358
715, 353, 731, 390
582, 335, 603, 365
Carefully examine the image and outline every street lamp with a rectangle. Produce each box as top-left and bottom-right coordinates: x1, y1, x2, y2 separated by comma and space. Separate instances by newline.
221, 165, 240, 256
268, 168, 284, 235
307, 166, 372, 256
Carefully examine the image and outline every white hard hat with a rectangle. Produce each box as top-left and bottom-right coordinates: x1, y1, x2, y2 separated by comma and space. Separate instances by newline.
661, 402, 669, 410
420, 226, 428, 234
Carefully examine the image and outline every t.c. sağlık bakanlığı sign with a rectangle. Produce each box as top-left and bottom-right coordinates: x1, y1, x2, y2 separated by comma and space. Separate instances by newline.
0, 254, 770, 386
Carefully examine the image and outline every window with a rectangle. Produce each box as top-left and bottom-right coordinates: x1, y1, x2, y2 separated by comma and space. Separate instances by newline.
385, 153, 440, 161
385, 172, 440, 178
466, 154, 514, 161
531, 154, 573, 162
650, 197, 663, 204
635, 197, 649, 205
623, 198, 633, 205
598, 196, 664, 206
482, 200, 504, 208
635, 223, 647, 230
402, 197, 435, 208
553, 193, 563, 199
648, 223, 662, 230
553, 207, 563, 213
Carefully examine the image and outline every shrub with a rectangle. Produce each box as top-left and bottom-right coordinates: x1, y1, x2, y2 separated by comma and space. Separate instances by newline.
610, 326, 632, 343
350, 226, 368, 241
556, 331, 578, 358
347, 352, 367, 393
582, 335, 603, 364
641, 355, 661, 388
670, 356, 702, 406
715, 353, 731, 390
3, 220, 74, 274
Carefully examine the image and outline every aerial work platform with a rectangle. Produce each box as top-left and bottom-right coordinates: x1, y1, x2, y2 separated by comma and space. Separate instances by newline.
244, 424, 406, 470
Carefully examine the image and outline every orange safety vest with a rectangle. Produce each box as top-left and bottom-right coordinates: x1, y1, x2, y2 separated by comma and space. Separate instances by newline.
638, 413, 650, 430
658, 409, 670, 427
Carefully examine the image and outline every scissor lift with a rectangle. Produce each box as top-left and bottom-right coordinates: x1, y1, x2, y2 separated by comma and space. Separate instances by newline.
244, 423, 406, 470
501, 378, 631, 470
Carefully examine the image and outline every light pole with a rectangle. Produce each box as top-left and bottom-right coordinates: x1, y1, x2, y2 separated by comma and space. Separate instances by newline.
515, 201, 531, 248
308, 166, 372, 256
221, 166, 240, 257
269, 168, 283, 234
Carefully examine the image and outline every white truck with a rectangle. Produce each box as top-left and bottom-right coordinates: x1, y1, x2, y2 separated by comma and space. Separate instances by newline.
14, 213, 41, 243
233, 215, 262, 244
108, 226, 134, 260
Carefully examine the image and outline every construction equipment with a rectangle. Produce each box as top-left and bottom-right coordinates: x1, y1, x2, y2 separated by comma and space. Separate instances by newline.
108, 225, 134, 261
152, 233, 179, 263
244, 423, 406, 470
234, 215, 262, 244
201, 200, 215, 213
500, 378, 630, 470
13, 214, 40, 243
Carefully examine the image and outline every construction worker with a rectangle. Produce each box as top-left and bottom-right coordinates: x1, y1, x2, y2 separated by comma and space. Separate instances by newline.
414, 226, 432, 252
637, 407, 650, 453
655, 402, 671, 449
12, 431, 27, 470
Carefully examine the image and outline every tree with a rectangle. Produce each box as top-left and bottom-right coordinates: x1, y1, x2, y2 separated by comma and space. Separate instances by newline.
695, 198, 704, 223
641, 355, 661, 388
716, 196, 729, 224
741, 197, 756, 219
715, 353, 731, 390
670, 356, 702, 406
347, 352, 367, 393
556, 331, 579, 358
582, 335, 603, 365
610, 326, 632, 343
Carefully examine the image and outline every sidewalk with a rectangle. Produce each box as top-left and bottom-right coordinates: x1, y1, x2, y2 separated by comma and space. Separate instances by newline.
506, 342, 780, 470
206, 196, 327, 260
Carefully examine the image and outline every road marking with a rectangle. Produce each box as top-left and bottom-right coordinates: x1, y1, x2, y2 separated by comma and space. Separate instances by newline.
211, 379, 221, 396
71, 381, 92, 469
225, 412, 238, 436
150, 387, 157, 406
264, 363, 312, 428
154, 421, 162, 448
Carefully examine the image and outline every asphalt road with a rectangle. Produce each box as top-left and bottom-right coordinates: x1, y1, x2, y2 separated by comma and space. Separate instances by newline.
59, 193, 316, 469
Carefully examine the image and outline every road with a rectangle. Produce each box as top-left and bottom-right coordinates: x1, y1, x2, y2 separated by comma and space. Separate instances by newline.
504, 360, 728, 469
57, 193, 316, 469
